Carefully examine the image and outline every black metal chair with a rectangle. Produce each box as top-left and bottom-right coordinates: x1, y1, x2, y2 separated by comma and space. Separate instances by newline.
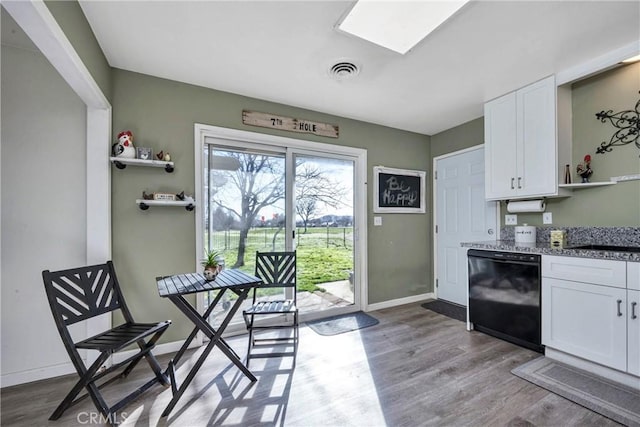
42, 261, 171, 421
242, 251, 298, 364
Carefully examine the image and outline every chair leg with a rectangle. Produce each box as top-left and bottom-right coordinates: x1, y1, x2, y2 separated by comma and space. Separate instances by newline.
49, 353, 111, 420
122, 330, 169, 385
246, 315, 255, 366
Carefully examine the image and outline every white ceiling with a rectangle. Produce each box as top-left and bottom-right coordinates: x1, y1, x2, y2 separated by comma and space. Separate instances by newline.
78, 1, 640, 136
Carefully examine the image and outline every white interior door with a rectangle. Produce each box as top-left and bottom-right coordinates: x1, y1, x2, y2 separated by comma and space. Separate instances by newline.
435, 146, 498, 306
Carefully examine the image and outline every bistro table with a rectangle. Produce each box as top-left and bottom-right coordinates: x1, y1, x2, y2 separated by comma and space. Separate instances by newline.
156, 269, 263, 417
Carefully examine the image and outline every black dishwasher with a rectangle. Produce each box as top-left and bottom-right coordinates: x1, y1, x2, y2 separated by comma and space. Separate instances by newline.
468, 249, 543, 352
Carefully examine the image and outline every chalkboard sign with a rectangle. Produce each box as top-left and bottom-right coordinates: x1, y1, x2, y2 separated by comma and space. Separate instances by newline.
373, 166, 426, 213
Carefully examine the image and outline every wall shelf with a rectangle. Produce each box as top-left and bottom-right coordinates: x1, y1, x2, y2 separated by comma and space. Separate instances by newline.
135, 199, 195, 211
110, 157, 174, 173
558, 182, 617, 190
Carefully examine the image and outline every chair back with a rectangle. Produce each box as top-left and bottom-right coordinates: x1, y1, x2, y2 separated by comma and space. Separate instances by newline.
254, 251, 296, 289
42, 261, 130, 327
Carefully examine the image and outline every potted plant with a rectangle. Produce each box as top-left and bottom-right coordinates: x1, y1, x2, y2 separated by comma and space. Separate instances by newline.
201, 249, 221, 281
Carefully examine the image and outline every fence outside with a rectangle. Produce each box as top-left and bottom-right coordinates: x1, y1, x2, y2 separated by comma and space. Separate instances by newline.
209, 227, 354, 251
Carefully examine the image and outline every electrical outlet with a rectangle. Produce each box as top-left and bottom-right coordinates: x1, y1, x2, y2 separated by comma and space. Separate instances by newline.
505, 214, 518, 225
543, 212, 553, 224
374, 216, 382, 226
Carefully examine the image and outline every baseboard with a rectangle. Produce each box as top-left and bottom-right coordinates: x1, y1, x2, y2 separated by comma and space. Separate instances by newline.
545, 348, 640, 390
366, 292, 435, 312
2, 337, 204, 388
1, 362, 76, 388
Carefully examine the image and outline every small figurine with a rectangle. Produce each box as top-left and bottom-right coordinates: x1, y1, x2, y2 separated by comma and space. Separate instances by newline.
576, 154, 593, 183
142, 191, 154, 200
163, 152, 171, 162
112, 130, 136, 159
156, 151, 164, 161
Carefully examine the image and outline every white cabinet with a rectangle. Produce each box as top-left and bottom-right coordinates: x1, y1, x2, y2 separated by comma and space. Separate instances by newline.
628, 263, 640, 376
485, 76, 557, 200
542, 277, 627, 371
542, 255, 639, 377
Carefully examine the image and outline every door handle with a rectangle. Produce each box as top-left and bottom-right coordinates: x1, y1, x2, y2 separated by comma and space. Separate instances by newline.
510, 178, 515, 190
632, 301, 638, 320
517, 177, 522, 189
617, 299, 623, 317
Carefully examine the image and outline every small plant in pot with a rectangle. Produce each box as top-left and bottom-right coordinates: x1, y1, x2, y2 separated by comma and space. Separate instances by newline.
201, 249, 222, 281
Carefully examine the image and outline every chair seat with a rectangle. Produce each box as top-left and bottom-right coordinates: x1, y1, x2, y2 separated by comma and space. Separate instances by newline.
76, 321, 172, 354
244, 299, 297, 315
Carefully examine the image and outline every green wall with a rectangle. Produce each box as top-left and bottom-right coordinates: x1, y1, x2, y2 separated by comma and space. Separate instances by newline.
45, 0, 112, 101
111, 69, 431, 342
520, 62, 640, 226
431, 63, 640, 229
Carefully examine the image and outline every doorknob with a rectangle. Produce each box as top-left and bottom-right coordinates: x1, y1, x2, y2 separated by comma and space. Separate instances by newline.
487, 229, 494, 235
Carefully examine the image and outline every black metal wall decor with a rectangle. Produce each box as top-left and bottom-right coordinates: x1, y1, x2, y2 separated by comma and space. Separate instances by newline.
595, 92, 640, 156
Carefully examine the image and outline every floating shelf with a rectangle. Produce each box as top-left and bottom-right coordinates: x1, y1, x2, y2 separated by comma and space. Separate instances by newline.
558, 181, 617, 190
135, 199, 195, 211
110, 157, 174, 173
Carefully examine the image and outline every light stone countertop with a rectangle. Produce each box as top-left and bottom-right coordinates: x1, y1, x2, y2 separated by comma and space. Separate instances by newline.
461, 240, 640, 262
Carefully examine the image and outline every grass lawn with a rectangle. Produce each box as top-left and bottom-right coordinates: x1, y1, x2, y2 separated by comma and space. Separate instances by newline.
207, 227, 353, 293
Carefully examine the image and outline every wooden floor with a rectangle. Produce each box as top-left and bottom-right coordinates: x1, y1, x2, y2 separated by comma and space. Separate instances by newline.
1, 302, 620, 426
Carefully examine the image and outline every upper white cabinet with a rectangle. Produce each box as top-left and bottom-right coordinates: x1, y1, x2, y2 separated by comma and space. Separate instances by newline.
485, 76, 558, 200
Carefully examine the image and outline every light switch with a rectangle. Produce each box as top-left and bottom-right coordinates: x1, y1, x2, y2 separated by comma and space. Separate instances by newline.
543, 212, 553, 224
374, 216, 382, 226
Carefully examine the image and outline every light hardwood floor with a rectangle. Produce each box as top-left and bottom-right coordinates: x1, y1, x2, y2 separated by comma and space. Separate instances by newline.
1, 302, 620, 426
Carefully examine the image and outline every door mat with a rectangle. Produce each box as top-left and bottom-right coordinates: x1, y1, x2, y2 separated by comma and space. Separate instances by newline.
421, 300, 466, 322
512, 356, 640, 427
306, 312, 379, 336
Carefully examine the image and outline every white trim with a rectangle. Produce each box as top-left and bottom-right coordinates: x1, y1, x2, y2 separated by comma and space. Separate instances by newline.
111, 337, 203, 366
366, 292, 434, 312
556, 40, 640, 86
194, 123, 368, 317
1, 362, 77, 388
545, 348, 640, 391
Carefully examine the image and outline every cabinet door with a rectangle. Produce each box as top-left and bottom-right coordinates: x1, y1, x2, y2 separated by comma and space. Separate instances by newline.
542, 278, 627, 371
629, 289, 640, 376
484, 92, 517, 200
517, 76, 557, 197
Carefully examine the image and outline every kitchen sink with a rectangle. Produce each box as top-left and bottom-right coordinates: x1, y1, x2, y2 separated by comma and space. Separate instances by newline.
567, 244, 640, 253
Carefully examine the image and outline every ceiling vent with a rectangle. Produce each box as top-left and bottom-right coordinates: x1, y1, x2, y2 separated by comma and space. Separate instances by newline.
328, 61, 360, 79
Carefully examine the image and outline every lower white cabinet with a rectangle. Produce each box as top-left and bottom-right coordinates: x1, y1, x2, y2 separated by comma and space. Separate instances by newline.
542, 255, 639, 377
629, 289, 640, 376
628, 262, 640, 376
542, 277, 627, 371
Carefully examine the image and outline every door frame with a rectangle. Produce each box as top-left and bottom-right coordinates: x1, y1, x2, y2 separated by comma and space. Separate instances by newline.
194, 123, 368, 326
432, 145, 500, 313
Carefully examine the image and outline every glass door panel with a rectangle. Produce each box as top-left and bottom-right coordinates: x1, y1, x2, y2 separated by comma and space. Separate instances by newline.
294, 154, 355, 314
203, 145, 287, 328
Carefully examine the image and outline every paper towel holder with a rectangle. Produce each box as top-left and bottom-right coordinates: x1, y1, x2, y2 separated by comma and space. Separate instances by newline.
506, 199, 546, 213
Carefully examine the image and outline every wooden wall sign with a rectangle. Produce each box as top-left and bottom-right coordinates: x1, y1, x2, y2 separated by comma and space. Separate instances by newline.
242, 110, 339, 138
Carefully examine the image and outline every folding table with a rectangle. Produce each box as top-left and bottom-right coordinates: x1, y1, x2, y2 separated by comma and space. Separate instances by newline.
156, 269, 262, 417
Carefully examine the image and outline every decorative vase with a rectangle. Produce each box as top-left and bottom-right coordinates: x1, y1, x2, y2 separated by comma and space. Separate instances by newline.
203, 268, 218, 281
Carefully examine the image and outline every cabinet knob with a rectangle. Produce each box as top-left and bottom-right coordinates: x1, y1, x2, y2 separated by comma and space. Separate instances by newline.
487, 228, 494, 235
617, 299, 623, 317
632, 301, 638, 320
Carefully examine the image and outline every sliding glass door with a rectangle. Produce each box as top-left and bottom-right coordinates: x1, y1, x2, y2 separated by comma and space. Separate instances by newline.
294, 154, 355, 314
196, 126, 365, 331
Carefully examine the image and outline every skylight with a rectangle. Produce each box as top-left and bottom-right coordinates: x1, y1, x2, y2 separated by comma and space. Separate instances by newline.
338, 0, 470, 55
